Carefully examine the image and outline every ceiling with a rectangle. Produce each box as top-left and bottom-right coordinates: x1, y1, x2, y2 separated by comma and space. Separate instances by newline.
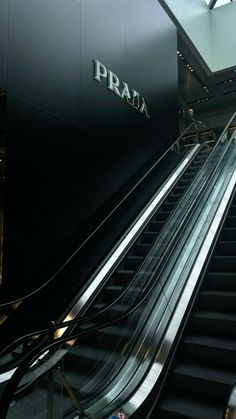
178, 33, 236, 128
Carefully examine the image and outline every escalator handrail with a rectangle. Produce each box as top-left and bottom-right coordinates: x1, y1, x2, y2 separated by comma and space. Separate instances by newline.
0, 121, 196, 308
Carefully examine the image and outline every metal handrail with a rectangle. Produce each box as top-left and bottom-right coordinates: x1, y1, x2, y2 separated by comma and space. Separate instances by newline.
0, 122, 195, 307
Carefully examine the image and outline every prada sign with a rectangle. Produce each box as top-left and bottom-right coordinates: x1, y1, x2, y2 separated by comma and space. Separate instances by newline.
93, 59, 150, 119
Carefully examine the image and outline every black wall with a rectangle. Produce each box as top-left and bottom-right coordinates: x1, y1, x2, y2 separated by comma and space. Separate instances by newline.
0, 0, 9, 90
3, 0, 178, 297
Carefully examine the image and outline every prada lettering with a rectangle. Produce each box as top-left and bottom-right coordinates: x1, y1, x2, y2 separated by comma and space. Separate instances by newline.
93, 59, 150, 119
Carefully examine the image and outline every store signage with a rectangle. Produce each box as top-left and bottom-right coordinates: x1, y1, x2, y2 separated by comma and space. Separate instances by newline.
93, 59, 150, 119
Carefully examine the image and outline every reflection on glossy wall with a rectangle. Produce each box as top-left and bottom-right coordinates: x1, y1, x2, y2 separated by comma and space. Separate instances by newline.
0, 0, 9, 91
3, 0, 178, 297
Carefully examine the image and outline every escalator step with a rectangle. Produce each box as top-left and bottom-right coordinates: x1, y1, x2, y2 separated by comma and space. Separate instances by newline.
209, 255, 236, 272
195, 157, 207, 163
205, 272, 236, 291
171, 362, 234, 404
158, 393, 223, 419
141, 231, 158, 244
167, 193, 182, 203
182, 171, 197, 179
185, 167, 199, 174
125, 255, 143, 270
67, 345, 120, 364
92, 302, 134, 313
161, 201, 176, 212
102, 285, 124, 299
199, 290, 236, 313
190, 311, 236, 339
178, 179, 192, 187
173, 186, 188, 195
99, 324, 133, 340
148, 220, 165, 232
79, 323, 133, 352
189, 162, 203, 168
230, 205, 236, 215
220, 227, 236, 241
225, 216, 236, 228
216, 241, 236, 256
115, 270, 135, 284
133, 243, 152, 256
102, 285, 142, 301
195, 153, 206, 159
198, 149, 209, 155
62, 362, 119, 399
156, 211, 171, 222
180, 334, 236, 370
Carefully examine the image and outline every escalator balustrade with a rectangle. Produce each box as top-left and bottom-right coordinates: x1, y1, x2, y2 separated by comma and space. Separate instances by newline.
155, 193, 236, 419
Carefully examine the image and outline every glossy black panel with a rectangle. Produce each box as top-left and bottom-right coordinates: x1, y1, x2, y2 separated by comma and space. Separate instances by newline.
3, 0, 178, 297
80, 0, 125, 134
0, 0, 9, 90
8, 0, 81, 123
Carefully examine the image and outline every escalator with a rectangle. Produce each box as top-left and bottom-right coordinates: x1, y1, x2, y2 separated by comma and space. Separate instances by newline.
0, 142, 209, 358
1, 117, 236, 419
0, 120, 235, 418
0, 127, 200, 352
0, 142, 211, 410
151, 190, 236, 419
86, 146, 210, 316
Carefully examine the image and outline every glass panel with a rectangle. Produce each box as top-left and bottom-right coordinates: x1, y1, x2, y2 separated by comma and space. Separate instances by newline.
214, 0, 234, 8
205, 0, 234, 8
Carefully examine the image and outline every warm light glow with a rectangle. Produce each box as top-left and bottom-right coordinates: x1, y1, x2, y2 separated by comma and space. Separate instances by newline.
54, 313, 75, 339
